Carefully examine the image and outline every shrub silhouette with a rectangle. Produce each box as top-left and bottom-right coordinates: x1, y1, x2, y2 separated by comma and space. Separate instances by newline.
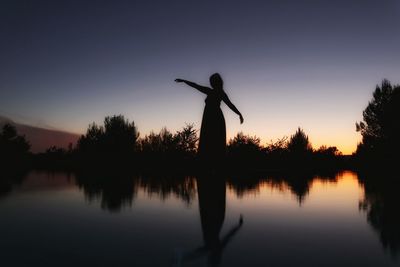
140, 128, 177, 154
0, 123, 30, 165
287, 127, 313, 155
174, 123, 198, 155
139, 124, 198, 166
103, 115, 139, 153
315, 145, 341, 157
77, 123, 103, 156
76, 115, 139, 163
265, 137, 288, 155
356, 79, 400, 162
227, 132, 262, 155
227, 132, 264, 168
45, 143, 73, 156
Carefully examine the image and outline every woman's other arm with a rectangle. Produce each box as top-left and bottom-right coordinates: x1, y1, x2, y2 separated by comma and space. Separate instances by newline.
222, 93, 244, 124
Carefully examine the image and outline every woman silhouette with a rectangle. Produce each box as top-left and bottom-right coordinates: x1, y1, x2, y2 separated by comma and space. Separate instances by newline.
175, 73, 243, 164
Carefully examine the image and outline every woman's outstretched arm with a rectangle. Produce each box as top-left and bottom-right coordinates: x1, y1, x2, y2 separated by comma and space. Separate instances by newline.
175, 79, 211, 95
222, 93, 244, 124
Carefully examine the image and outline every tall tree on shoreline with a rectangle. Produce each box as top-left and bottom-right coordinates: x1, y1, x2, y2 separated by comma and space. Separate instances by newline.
356, 79, 400, 160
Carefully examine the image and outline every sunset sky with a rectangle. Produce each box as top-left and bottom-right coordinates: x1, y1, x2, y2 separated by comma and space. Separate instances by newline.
1, 0, 400, 154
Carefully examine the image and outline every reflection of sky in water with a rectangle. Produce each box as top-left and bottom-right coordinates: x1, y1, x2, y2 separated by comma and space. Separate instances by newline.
0, 171, 397, 266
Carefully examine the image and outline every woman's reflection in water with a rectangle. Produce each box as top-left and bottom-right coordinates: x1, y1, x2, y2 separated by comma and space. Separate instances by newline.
173, 174, 243, 267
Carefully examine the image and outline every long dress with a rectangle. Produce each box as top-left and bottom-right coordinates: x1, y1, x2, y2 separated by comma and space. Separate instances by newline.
198, 90, 226, 163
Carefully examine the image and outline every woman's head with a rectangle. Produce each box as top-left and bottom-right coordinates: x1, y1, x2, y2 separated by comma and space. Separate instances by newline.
210, 73, 223, 91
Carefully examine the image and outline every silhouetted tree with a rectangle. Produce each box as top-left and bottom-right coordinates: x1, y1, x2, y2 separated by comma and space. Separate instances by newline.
34, 144, 76, 170
139, 125, 198, 168
316, 146, 341, 157
265, 137, 288, 154
139, 128, 177, 154
0, 123, 30, 165
46, 146, 69, 156
287, 127, 313, 155
102, 115, 139, 154
260, 137, 289, 169
175, 123, 198, 155
76, 115, 139, 164
227, 132, 264, 168
312, 145, 343, 170
356, 79, 400, 162
76, 123, 104, 156
227, 132, 262, 155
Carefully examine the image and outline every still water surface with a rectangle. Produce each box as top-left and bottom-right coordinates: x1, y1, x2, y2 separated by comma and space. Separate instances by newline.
0, 170, 398, 266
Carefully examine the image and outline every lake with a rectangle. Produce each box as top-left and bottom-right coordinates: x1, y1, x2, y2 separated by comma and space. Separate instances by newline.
0, 170, 398, 267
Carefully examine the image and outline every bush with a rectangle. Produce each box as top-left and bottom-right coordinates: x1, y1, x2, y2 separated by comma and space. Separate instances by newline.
0, 124, 30, 165
287, 127, 313, 155
227, 132, 264, 168
139, 128, 177, 154
139, 125, 198, 167
76, 115, 139, 163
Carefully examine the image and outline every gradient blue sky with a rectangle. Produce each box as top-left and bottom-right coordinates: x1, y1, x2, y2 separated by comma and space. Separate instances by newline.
1, 0, 400, 154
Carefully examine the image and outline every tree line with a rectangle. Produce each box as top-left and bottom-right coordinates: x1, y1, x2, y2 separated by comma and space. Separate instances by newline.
0, 115, 345, 171
1, 79, 399, 171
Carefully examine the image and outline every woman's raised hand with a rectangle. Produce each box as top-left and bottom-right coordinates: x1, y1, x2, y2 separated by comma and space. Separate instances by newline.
175, 78, 184, 83
239, 114, 244, 124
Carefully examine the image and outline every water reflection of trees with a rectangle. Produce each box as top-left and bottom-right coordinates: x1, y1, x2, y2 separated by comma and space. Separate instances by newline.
359, 171, 400, 259
75, 172, 139, 212
74, 171, 197, 212
0, 170, 27, 199
138, 173, 197, 205
74, 170, 344, 212
227, 170, 339, 204
2, 169, 399, 262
